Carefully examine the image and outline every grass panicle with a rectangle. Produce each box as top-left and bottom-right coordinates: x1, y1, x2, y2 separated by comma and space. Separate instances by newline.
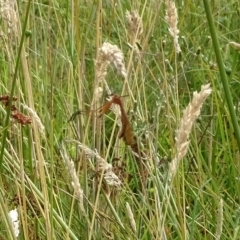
0, 0, 18, 37
66, 140, 122, 188
96, 42, 127, 83
60, 145, 85, 213
215, 199, 223, 240
126, 202, 137, 233
95, 42, 127, 98
169, 83, 212, 178
229, 41, 240, 49
165, 0, 181, 53
93, 86, 103, 106
126, 10, 143, 39
21, 103, 45, 137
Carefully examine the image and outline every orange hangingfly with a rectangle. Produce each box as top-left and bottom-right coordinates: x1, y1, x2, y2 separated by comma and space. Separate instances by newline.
68, 94, 128, 121
98, 94, 128, 117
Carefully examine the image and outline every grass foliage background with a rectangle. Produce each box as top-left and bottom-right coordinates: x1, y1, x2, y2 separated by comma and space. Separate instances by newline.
0, 0, 240, 239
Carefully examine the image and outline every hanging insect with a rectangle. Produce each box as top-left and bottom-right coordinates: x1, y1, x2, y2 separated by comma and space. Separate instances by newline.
68, 94, 144, 157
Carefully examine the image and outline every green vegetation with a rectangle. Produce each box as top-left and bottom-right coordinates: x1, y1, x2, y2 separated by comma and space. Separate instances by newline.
0, 0, 240, 239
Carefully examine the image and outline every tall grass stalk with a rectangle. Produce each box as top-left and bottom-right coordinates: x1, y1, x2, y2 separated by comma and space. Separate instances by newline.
0, 0, 31, 171
203, 0, 240, 150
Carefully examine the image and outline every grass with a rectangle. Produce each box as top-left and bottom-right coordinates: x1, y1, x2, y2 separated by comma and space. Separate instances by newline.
0, 0, 240, 239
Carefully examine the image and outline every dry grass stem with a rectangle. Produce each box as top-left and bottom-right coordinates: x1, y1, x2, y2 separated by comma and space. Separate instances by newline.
65, 140, 122, 188
165, 0, 181, 53
169, 83, 212, 178
60, 145, 85, 213
229, 41, 240, 49
0, 0, 18, 38
126, 202, 137, 233
215, 199, 223, 240
126, 10, 143, 39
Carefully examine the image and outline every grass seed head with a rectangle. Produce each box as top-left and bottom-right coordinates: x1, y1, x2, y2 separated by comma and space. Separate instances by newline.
66, 140, 122, 188
21, 104, 45, 136
229, 41, 240, 49
215, 199, 223, 240
165, 0, 181, 53
96, 42, 127, 82
169, 83, 212, 178
126, 202, 137, 233
60, 145, 84, 213
126, 10, 143, 39
0, 0, 18, 38
93, 86, 103, 103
